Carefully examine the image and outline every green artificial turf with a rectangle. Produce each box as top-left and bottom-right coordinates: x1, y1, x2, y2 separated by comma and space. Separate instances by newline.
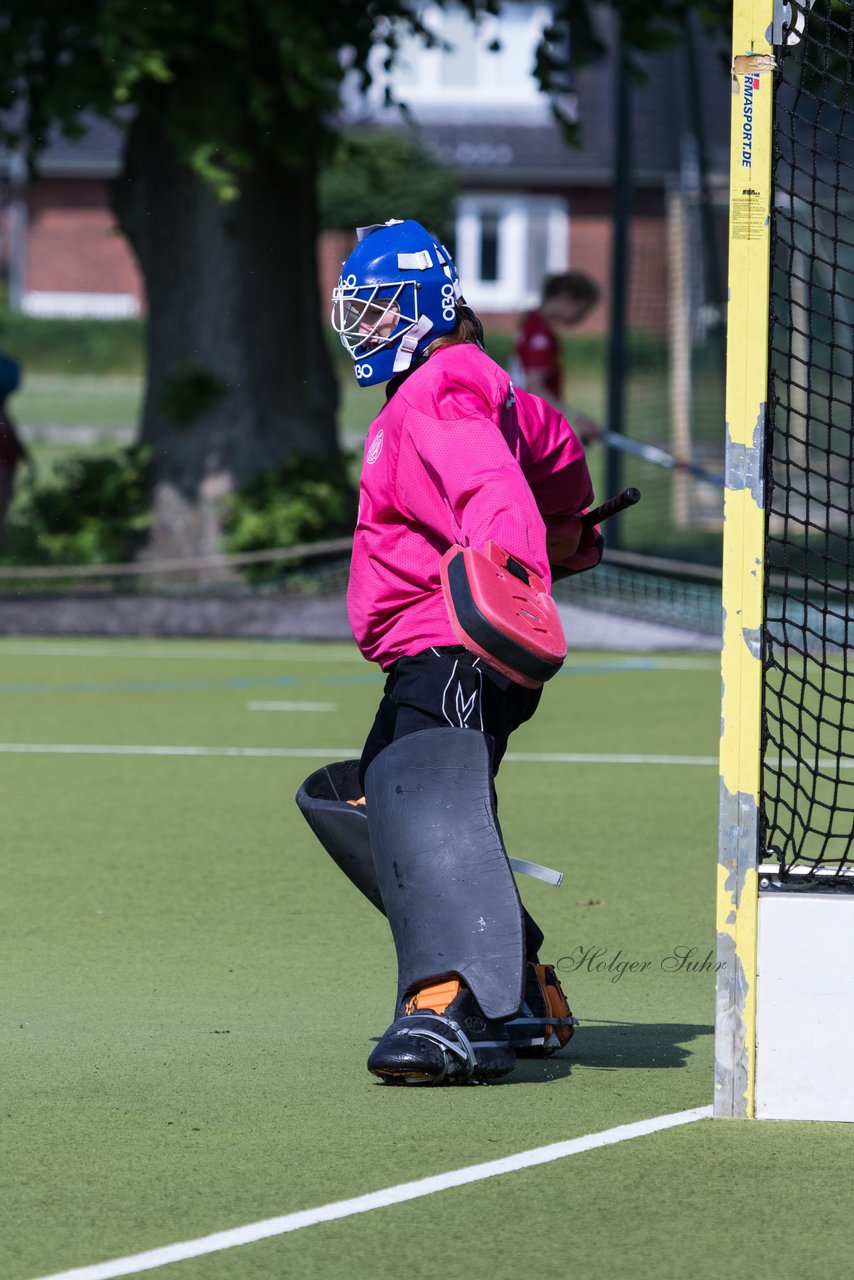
0, 639, 846, 1280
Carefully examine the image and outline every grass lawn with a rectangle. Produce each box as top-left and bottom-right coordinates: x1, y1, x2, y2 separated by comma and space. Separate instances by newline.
13, 374, 143, 431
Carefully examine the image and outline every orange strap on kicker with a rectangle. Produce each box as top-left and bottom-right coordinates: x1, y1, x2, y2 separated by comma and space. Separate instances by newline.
404, 979, 462, 1016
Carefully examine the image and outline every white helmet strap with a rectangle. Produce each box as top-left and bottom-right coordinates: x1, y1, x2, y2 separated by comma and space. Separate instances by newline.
392, 314, 435, 373
356, 219, 405, 242
397, 250, 434, 271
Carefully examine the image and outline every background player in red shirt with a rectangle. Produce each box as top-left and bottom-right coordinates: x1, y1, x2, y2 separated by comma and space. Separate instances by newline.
512, 271, 602, 445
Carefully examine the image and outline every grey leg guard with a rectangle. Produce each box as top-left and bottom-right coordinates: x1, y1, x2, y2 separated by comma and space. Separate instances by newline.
295, 761, 384, 911
364, 727, 525, 1021
295, 755, 545, 958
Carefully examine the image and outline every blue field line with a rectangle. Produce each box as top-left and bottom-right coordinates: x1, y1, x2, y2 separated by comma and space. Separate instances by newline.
0, 675, 297, 696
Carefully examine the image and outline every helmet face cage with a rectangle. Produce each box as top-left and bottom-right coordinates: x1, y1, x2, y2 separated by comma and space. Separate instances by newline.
331, 280, 418, 363
330, 220, 462, 388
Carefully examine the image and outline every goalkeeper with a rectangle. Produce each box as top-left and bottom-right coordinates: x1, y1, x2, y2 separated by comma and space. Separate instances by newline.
297, 219, 601, 1085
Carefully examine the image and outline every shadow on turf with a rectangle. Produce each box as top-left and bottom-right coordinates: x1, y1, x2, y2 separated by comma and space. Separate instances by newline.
564, 1021, 713, 1070
500, 1022, 712, 1085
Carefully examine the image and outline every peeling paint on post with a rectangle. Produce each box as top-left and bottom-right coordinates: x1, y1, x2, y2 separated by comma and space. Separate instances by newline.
715, 0, 775, 1119
716, 782, 761, 1116
715, 932, 750, 1108
742, 627, 762, 660
725, 412, 766, 505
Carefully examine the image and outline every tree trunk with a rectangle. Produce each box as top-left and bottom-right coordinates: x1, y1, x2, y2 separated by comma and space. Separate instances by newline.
112, 113, 340, 561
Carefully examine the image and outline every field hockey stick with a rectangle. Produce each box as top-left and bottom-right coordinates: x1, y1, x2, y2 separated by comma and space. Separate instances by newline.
601, 430, 725, 488
581, 486, 642, 527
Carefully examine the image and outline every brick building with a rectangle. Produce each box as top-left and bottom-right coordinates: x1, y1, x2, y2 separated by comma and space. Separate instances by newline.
0, 115, 144, 317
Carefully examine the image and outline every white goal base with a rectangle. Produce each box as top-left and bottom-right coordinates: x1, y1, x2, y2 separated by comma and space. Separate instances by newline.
756, 887, 854, 1121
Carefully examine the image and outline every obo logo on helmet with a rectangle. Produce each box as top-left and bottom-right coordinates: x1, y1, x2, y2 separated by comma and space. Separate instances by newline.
331, 219, 462, 388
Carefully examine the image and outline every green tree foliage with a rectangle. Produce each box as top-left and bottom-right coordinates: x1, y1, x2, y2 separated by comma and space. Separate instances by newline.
319, 131, 458, 247
158, 361, 228, 427
222, 454, 357, 582
1, 448, 152, 565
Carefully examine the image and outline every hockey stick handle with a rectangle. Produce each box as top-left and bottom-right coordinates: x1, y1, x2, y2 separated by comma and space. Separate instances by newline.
581, 487, 641, 528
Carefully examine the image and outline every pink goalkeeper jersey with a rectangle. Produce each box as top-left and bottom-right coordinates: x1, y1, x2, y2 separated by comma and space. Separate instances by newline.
347, 343, 593, 668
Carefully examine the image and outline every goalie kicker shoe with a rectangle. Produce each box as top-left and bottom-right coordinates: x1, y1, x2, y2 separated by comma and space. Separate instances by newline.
505, 963, 578, 1057
367, 978, 517, 1085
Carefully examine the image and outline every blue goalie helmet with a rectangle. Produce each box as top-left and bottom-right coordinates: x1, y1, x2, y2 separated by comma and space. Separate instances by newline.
331, 219, 463, 388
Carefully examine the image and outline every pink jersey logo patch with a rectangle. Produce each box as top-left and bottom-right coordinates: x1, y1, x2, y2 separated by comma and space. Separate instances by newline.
367, 429, 384, 465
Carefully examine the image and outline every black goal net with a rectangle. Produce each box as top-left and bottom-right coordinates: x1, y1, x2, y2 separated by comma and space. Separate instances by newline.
761, 0, 854, 878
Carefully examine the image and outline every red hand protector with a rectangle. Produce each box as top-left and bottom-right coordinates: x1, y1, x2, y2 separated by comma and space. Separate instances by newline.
440, 542, 566, 688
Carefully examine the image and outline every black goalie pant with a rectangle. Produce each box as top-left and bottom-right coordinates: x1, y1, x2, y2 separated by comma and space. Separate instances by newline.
358, 645, 542, 790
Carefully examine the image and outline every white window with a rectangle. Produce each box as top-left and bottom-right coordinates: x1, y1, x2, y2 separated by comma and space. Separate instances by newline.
455, 195, 569, 311
364, 2, 556, 118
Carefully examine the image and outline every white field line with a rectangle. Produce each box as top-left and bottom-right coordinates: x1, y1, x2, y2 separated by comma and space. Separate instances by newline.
29, 1106, 712, 1280
247, 701, 338, 712
0, 744, 851, 768
0, 744, 715, 764
507, 752, 718, 765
